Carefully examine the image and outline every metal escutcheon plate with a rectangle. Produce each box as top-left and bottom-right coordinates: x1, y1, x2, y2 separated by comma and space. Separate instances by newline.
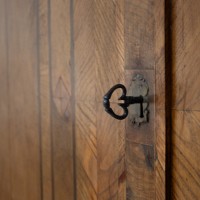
127, 74, 149, 126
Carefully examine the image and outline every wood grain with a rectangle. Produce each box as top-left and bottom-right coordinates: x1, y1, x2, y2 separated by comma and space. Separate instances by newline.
38, 0, 53, 199
125, 0, 155, 69
0, 0, 168, 199
76, 102, 97, 199
74, 0, 95, 102
74, 0, 126, 199
172, 0, 200, 110
172, 111, 200, 199
155, 110, 166, 200
50, 0, 74, 199
1, 1, 42, 199
97, 103, 125, 199
154, 0, 166, 199
126, 142, 155, 199
95, 1, 125, 199
124, 0, 166, 199
74, 0, 97, 199
0, 0, 11, 199
172, 0, 200, 198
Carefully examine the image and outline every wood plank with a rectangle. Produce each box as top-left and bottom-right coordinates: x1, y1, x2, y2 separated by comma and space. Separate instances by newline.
0, 0, 11, 199
76, 102, 97, 199
38, 0, 53, 200
94, 1, 125, 199
124, 0, 166, 199
74, 1, 97, 198
172, 0, 200, 110
172, 1, 200, 199
5, 0, 42, 199
97, 103, 125, 199
155, 0, 166, 111
125, 0, 155, 69
154, 0, 166, 199
126, 142, 155, 199
95, 0, 125, 101
49, 0, 74, 199
74, 0, 125, 199
155, 110, 166, 200
172, 111, 200, 199
74, 0, 95, 102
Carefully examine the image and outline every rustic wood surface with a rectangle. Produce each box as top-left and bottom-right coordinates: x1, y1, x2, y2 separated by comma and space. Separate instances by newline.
38, 0, 53, 199
74, 0, 126, 199
124, 0, 166, 199
50, 0, 74, 199
0, 0, 166, 199
172, 0, 200, 199
155, 0, 166, 199
0, 0, 41, 199
0, 0, 75, 200
0, 0, 11, 199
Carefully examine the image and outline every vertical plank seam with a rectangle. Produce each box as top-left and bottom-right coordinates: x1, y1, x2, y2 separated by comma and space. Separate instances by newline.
35, 0, 44, 199
165, 0, 173, 199
70, 0, 77, 199
47, 0, 55, 199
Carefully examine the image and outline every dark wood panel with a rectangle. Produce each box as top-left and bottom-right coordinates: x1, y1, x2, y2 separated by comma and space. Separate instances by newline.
49, 0, 74, 199
124, 0, 166, 199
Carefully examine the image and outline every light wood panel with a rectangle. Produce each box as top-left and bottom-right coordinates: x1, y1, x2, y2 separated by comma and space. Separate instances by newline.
0, 0, 75, 199
95, 1, 125, 198
50, 0, 74, 199
172, 111, 200, 199
172, 0, 200, 199
38, 0, 53, 199
155, 0, 166, 199
0, 0, 167, 199
172, 0, 200, 110
74, 0, 126, 199
0, 0, 11, 199
0, 0, 42, 199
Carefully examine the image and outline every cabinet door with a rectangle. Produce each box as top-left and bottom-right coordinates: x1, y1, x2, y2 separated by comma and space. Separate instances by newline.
0, 0, 166, 199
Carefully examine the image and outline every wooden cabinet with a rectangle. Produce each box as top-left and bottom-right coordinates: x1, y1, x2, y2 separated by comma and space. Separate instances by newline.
0, 0, 199, 199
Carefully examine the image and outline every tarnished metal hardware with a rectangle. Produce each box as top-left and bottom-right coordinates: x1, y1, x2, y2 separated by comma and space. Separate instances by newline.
103, 74, 149, 124
127, 74, 149, 126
